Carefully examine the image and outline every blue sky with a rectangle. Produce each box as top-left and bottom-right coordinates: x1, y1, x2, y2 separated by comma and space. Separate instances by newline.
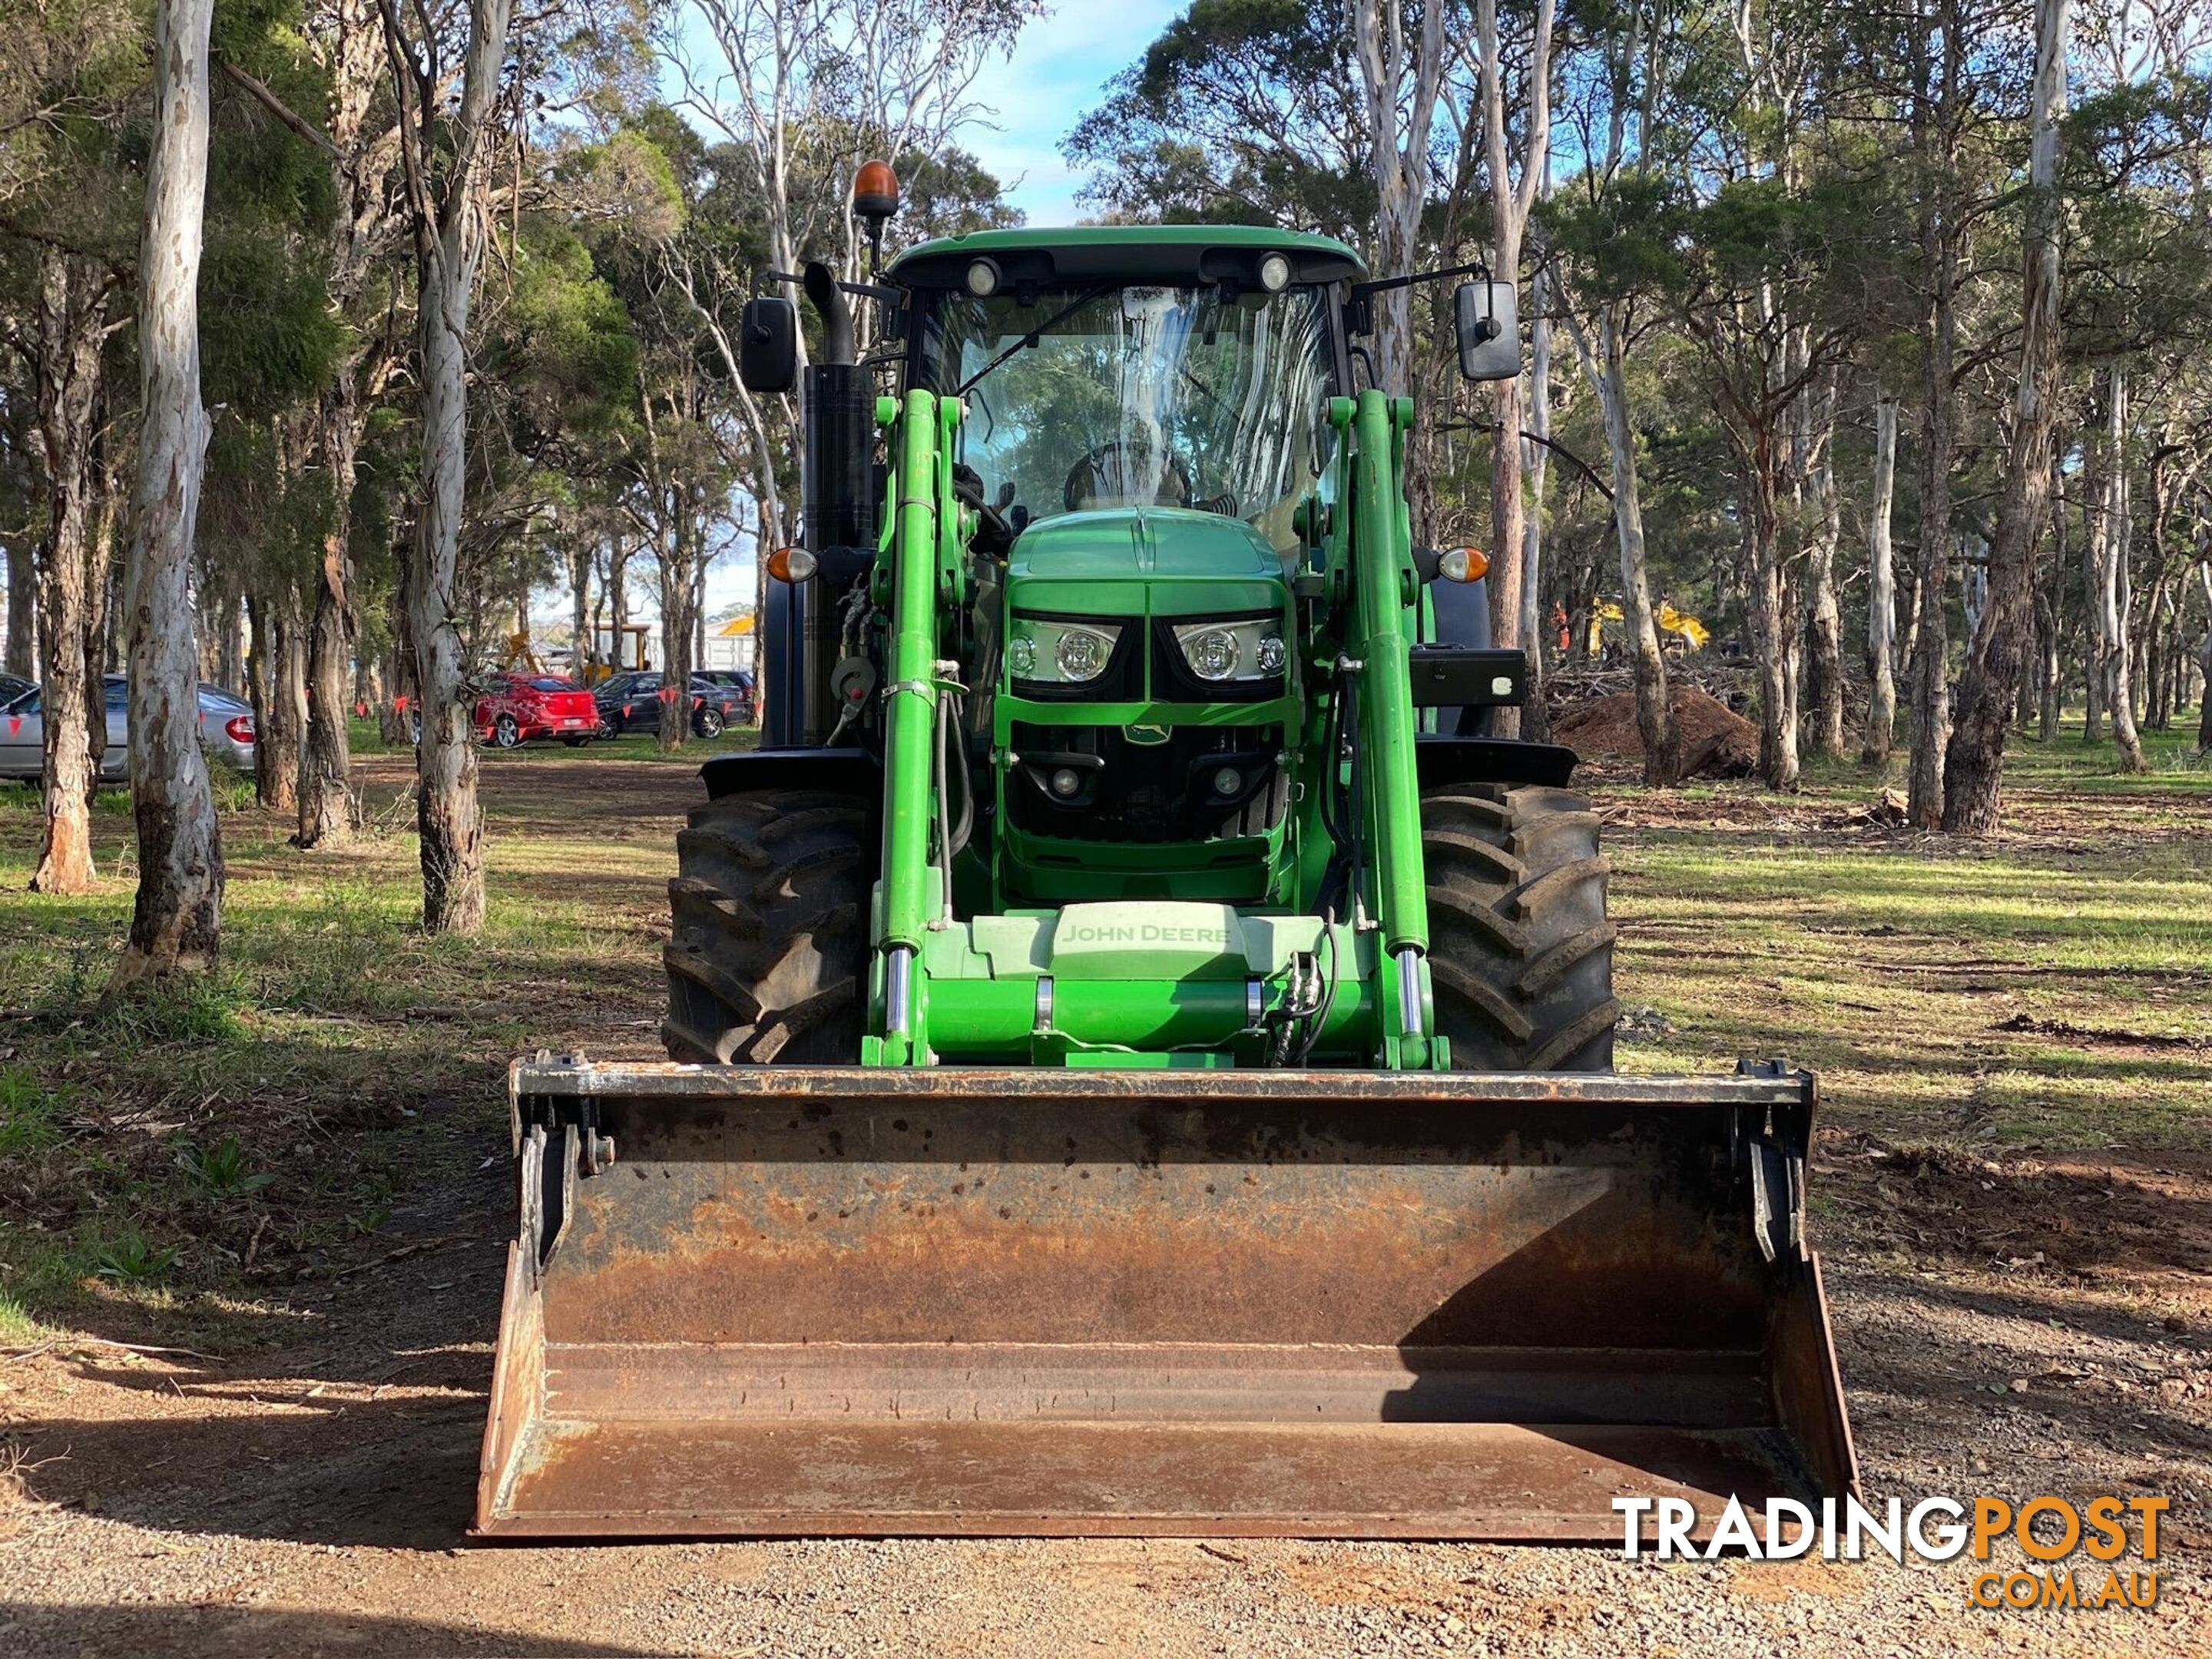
975, 2, 1183, 226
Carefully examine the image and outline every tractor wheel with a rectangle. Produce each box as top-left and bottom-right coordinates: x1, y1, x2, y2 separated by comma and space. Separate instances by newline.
663, 787, 869, 1065
1421, 781, 1618, 1072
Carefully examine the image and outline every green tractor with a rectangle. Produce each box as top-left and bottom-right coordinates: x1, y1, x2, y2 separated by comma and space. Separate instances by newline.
477, 187, 1855, 1540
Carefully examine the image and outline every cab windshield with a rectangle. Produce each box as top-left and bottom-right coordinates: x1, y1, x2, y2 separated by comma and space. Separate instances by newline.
922, 283, 1335, 557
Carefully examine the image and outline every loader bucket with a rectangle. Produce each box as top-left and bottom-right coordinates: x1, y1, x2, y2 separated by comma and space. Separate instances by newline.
477, 1061, 1855, 1540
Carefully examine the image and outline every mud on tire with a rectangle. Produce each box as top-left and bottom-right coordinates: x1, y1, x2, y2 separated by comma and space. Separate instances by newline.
1421, 782, 1618, 1072
662, 787, 869, 1064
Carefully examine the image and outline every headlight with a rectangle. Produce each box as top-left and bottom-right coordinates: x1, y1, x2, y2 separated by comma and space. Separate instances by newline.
1170, 616, 1286, 684
1007, 615, 1124, 686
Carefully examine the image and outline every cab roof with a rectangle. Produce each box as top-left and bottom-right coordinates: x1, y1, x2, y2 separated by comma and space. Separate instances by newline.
886, 225, 1366, 290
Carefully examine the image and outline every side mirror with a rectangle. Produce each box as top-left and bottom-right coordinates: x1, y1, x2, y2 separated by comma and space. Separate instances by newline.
738, 296, 798, 393
1454, 280, 1521, 382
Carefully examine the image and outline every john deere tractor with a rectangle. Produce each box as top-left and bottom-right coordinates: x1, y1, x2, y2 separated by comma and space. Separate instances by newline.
477, 181, 1855, 1541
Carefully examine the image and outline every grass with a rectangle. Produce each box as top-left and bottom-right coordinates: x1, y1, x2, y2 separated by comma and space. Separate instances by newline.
0, 743, 690, 1351
0, 712, 2202, 1350
1605, 720, 2212, 1157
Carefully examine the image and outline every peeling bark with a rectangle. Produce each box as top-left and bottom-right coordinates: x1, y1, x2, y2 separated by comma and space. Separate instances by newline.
297, 392, 360, 848
115, 0, 224, 982
1862, 398, 1899, 763
28, 252, 111, 896
382, 0, 515, 934
1942, 0, 2068, 832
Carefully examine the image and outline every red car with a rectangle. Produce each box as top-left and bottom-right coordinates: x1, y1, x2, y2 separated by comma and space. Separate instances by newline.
473, 674, 601, 748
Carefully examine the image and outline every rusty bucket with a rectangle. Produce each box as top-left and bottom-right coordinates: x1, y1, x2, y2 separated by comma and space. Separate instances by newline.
476, 1061, 1855, 1539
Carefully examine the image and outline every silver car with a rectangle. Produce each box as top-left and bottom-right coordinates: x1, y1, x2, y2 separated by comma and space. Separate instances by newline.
0, 676, 257, 783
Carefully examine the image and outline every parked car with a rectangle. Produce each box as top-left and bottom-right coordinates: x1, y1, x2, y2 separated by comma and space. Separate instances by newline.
691, 669, 756, 725
472, 674, 601, 749
592, 671, 743, 740
0, 676, 256, 783
0, 671, 31, 708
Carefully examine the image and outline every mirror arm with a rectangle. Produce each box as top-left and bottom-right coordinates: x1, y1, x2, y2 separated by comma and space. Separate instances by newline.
1345, 258, 1495, 336
768, 270, 902, 304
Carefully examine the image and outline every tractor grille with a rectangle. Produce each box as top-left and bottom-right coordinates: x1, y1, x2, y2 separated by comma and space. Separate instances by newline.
1008, 723, 1287, 844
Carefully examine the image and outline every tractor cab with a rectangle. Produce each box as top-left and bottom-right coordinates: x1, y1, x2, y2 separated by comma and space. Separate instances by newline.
896, 233, 1361, 906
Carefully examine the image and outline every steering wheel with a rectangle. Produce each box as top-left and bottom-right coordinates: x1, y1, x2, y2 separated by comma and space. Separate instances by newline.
1063, 442, 1194, 512
952, 463, 1016, 556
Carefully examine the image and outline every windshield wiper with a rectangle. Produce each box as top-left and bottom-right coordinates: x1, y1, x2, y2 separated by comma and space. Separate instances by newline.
953, 284, 1117, 399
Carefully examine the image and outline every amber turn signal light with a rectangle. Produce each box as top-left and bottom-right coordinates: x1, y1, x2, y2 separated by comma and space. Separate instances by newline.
767, 546, 818, 583
1439, 546, 1489, 583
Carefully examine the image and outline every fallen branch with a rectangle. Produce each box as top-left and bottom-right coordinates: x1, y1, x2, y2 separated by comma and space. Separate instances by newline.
1, 1336, 219, 1365
330, 1233, 480, 1279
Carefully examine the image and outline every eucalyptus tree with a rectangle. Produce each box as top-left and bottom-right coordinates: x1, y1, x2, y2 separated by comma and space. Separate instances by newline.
298, 0, 409, 850
1472, 0, 1555, 688
1538, 0, 1698, 784
116, 0, 222, 982
378, 0, 518, 934
1673, 164, 1872, 790
0, 3, 142, 893
1943, 0, 2071, 829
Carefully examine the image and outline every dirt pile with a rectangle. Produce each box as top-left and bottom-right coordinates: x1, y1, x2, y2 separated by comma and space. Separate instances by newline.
1553, 684, 1760, 778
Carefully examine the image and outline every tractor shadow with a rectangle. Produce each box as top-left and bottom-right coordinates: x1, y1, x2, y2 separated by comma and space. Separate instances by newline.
0, 1604, 668, 1658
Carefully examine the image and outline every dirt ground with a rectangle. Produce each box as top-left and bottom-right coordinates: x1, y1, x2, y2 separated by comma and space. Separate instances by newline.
0, 750, 2206, 1657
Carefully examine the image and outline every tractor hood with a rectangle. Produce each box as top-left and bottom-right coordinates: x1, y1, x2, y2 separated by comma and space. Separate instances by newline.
1006, 508, 1286, 618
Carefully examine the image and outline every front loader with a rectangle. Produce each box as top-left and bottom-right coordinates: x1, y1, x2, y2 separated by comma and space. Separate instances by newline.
476, 184, 1855, 1539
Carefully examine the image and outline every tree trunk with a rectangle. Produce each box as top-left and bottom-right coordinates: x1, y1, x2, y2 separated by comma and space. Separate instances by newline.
1908, 308, 1955, 825
2195, 555, 2210, 752
657, 513, 703, 753
247, 589, 303, 813
1906, 0, 1962, 826
569, 540, 591, 676
1596, 310, 1675, 784
409, 236, 486, 933
389, 0, 514, 933
85, 439, 118, 784
356, 653, 383, 723
1804, 390, 1845, 760
2096, 365, 2147, 770
379, 632, 412, 747
1862, 398, 1899, 763
3, 545, 32, 675
116, 0, 224, 982
609, 543, 630, 664
297, 392, 361, 848
2143, 577, 2167, 731
1745, 459, 1799, 790
28, 252, 111, 896
205, 578, 243, 693
1519, 227, 1553, 741
1943, 194, 2065, 840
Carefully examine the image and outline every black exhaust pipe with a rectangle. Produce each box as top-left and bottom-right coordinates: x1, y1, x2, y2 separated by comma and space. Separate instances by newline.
779, 261, 878, 747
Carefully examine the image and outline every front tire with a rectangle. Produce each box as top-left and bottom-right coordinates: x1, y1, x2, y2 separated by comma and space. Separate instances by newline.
1422, 782, 1618, 1071
663, 787, 869, 1064
492, 713, 522, 749
692, 705, 726, 740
